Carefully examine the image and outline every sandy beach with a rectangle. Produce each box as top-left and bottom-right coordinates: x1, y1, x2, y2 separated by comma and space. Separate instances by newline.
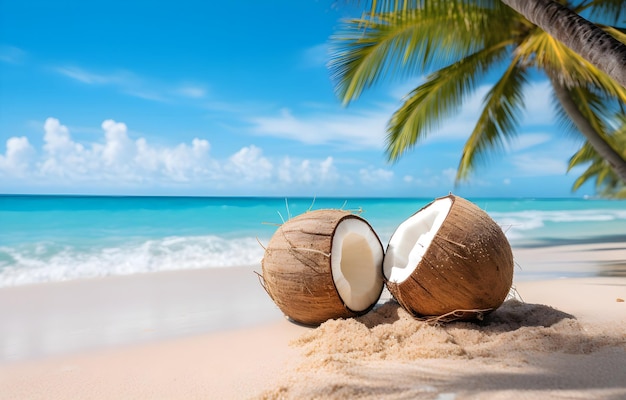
1, 242, 625, 399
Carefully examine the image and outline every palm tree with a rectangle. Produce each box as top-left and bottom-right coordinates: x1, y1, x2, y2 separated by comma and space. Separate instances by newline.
569, 114, 626, 198
501, 0, 626, 88
331, 0, 626, 184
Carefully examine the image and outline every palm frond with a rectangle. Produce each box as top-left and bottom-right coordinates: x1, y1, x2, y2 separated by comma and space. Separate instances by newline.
329, 15, 469, 103
571, 162, 602, 191
569, 113, 626, 193
384, 42, 511, 162
602, 26, 626, 43
556, 84, 613, 143
456, 58, 528, 180
551, 93, 579, 138
517, 29, 626, 104
568, 143, 599, 169
329, 2, 515, 103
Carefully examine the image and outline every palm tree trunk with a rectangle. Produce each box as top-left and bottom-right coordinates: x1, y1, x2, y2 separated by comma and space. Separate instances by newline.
501, 0, 626, 88
550, 75, 626, 183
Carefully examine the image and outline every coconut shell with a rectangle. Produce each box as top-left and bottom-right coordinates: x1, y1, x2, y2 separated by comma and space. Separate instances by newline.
261, 209, 383, 326
385, 194, 513, 320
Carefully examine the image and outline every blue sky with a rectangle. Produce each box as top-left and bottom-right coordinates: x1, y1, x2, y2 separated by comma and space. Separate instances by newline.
0, 0, 596, 197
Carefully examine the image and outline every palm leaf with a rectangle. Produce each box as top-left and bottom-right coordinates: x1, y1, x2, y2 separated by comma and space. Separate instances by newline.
330, 2, 515, 103
385, 41, 511, 161
334, 0, 626, 191
557, 84, 614, 142
569, 113, 626, 193
517, 28, 626, 104
330, 15, 472, 103
569, 143, 599, 169
602, 26, 626, 43
456, 57, 528, 180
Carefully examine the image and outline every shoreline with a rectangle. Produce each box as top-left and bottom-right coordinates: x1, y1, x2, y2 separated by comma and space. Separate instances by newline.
1, 242, 625, 399
0, 265, 280, 363
1, 240, 625, 362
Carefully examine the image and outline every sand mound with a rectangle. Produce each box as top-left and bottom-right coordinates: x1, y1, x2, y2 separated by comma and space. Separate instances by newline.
259, 299, 626, 399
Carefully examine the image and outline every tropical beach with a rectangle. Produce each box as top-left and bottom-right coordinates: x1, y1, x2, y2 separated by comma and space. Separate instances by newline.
2, 0, 626, 399
0, 195, 625, 399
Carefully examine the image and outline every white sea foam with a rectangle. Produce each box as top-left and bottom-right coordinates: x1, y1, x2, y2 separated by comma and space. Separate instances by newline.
492, 209, 625, 229
0, 235, 267, 288
490, 209, 626, 242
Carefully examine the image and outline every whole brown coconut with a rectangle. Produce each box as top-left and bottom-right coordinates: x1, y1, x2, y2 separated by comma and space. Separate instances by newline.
383, 194, 513, 321
261, 209, 384, 326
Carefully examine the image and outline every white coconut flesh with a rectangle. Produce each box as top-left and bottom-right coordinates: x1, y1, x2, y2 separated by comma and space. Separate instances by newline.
330, 218, 384, 312
383, 197, 453, 283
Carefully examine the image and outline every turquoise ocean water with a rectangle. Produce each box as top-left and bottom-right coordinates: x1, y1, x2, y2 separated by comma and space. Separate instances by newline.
1, 195, 625, 287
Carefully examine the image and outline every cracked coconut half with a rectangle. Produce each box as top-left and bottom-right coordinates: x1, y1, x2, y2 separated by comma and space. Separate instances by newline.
261, 209, 384, 326
383, 194, 514, 321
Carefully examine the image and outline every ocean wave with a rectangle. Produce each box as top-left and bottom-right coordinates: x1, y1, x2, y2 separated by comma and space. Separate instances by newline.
491, 209, 626, 230
0, 235, 267, 287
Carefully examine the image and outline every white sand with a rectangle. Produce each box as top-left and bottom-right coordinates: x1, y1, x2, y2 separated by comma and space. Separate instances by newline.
513, 242, 626, 281
0, 320, 303, 399
0, 266, 280, 362
261, 277, 626, 399
1, 243, 625, 399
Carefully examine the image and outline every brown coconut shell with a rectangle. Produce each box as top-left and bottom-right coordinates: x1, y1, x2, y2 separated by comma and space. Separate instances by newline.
261, 209, 383, 326
385, 194, 513, 321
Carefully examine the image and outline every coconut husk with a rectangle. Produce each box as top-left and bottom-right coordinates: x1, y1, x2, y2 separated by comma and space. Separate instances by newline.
261, 209, 383, 326
385, 194, 514, 321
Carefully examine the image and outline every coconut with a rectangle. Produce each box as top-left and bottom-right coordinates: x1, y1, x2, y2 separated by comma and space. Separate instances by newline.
261, 209, 384, 326
383, 194, 513, 321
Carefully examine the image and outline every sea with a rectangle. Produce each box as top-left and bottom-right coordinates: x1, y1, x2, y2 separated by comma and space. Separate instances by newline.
1, 195, 625, 288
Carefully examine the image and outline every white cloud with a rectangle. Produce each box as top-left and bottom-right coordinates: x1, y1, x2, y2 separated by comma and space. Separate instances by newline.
511, 154, 568, 176
301, 43, 329, 68
40, 118, 91, 177
522, 81, 554, 126
508, 128, 581, 177
0, 118, 351, 192
505, 133, 552, 153
55, 66, 124, 85
226, 145, 273, 181
402, 167, 459, 188
247, 83, 509, 151
275, 156, 339, 186
359, 167, 394, 184
122, 89, 167, 102
0, 45, 26, 64
0, 136, 35, 175
43, 117, 79, 154
54, 66, 184, 103
132, 137, 213, 182
303, 156, 338, 184
177, 85, 207, 99
17, 118, 218, 183
320, 157, 335, 179
441, 168, 457, 184
249, 107, 390, 149
101, 120, 133, 165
